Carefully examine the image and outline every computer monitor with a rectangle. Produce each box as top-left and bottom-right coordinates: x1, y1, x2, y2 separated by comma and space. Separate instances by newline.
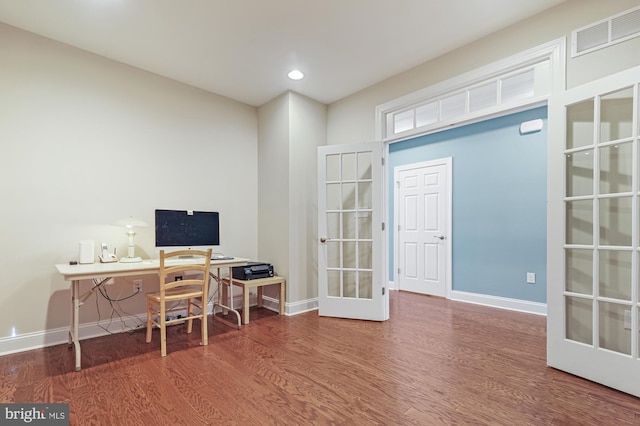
154, 209, 220, 252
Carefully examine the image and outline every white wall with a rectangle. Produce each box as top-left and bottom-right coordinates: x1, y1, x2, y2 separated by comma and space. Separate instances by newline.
288, 93, 325, 302
327, 0, 640, 146
258, 93, 291, 281
257, 92, 326, 309
0, 23, 258, 343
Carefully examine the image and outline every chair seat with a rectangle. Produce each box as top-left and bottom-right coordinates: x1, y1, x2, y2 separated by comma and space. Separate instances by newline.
146, 248, 212, 357
146, 287, 203, 302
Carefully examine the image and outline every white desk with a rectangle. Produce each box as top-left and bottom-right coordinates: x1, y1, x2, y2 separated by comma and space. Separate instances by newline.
55, 257, 248, 371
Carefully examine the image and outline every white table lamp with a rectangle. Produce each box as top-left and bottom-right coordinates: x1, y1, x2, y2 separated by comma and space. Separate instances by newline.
115, 216, 148, 263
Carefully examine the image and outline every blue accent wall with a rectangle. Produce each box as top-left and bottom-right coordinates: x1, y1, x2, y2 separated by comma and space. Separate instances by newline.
389, 107, 547, 303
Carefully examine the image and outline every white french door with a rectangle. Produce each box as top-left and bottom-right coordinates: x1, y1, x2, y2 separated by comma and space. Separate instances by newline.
548, 65, 640, 397
395, 158, 451, 297
317, 142, 388, 321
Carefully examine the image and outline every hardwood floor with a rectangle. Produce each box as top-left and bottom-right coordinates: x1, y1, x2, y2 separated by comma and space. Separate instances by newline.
2, 291, 640, 425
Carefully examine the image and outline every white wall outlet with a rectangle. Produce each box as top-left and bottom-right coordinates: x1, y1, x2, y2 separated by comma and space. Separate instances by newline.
133, 279, 143, 293
526, 272, 536, 284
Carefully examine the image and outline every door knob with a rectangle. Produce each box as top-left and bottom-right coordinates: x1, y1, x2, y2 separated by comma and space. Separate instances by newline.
320, 237, 332, 243
434, 235, 445, 240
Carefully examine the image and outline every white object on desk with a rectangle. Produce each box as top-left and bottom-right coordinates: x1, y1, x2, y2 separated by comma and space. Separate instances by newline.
55, 256, 249, 371
79, 240, 94, 264
115, 216, 148, 263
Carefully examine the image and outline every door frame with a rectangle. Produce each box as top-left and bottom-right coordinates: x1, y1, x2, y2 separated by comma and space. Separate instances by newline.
393, 157, 452, 297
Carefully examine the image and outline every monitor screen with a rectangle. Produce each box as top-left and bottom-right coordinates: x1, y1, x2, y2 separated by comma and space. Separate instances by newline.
155, 209, 220, 247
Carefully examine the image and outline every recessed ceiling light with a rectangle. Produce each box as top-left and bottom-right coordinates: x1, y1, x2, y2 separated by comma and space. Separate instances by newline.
287, 70, 304, 80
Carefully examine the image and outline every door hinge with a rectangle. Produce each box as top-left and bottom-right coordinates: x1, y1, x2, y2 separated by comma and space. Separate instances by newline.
382, 287, 385, 296
381, 157, 385, 166
397, 268, 401, 275
381, 222, 385, 231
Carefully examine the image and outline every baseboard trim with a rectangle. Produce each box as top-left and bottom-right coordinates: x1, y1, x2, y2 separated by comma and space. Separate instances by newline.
1, 291, 541, 356
0, 313, 148, 357
450, 290, 547, 316
284, 297, 318, 316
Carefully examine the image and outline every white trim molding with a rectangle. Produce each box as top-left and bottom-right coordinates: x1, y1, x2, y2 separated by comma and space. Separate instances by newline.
451, 290, 547, 316
376, 38, 565, 143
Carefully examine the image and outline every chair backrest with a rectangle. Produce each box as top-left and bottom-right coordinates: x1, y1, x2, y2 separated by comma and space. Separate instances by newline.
158, 248, 212, 294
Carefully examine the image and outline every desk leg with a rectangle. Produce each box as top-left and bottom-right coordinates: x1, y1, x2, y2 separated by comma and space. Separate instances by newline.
243, 285, 250, 325
70, 280, 81, 371
279, 280, 286, 316
211, 268, 242, 330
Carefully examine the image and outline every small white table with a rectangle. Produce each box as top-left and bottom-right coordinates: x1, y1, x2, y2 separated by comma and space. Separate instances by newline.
55, 257, 248, 371
224, 276, 286, 325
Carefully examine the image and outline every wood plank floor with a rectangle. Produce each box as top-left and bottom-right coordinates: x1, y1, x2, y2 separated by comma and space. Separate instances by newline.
2, 291, 640, 425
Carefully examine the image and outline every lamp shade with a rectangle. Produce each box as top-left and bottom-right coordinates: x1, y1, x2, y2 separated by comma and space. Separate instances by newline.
115, 216, 148, 228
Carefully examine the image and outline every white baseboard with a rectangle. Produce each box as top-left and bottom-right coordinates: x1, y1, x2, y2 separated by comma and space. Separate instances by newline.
1, 290, 541, 357
0, 294, 318, 356
283, 297, 318, 316
450, 290, 547, 316
388, 278, 546, 316
0, 313, 149, 357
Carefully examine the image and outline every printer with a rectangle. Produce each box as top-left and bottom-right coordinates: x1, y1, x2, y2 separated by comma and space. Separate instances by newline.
232, 262, 274, 280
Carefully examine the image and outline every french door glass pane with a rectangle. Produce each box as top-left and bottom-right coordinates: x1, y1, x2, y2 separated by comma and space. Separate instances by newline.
566, 151, 594, 196
566, 297, 593, 345
326, 154, 340, 181
599, 250, 631, 300
359, 213, 372, 239
358, 182, 372, 209
343, 242, 357, 269
600, 87, 633, 143
566, 200, 593, 245
357, 152, 372, 179
359, 271, 373, 299
599, 301, 631, 355
342, 183, 356, 210
328, 270, 340, 297
359, 241, 373, 269
327, 212, 340, 240
344, 271, 356, 298
599, 197, 632, 246
342, 153, 356, 181
327, 184, 341, 210
327, 242, 340, 268
599, 142, 633, 194
566, 99, 594, 149
343, 212, 356, 240
566, 249, 593, 294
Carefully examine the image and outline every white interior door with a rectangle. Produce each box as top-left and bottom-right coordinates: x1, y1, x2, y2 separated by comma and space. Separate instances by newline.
317, 142, 388, 321
395, 158, 451, 297
548, 65, 640, 397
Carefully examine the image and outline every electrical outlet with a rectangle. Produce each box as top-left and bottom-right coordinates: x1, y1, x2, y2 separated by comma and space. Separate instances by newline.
133, 279, 143, 293
175, 276, 183, 281
526, 272, 536, 284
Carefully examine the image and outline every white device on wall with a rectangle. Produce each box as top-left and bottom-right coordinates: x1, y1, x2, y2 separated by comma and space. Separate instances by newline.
99, 242, 118, 263
79, 240, 95, 264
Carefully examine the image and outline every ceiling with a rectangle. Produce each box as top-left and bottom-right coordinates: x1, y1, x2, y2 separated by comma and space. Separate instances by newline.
0, 0, 567, 106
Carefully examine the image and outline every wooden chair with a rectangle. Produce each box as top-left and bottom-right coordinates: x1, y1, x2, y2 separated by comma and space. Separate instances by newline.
146, 248, 212, 357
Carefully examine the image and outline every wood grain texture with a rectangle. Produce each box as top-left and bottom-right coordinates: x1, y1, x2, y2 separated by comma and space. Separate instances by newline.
2, 291, 639, 425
